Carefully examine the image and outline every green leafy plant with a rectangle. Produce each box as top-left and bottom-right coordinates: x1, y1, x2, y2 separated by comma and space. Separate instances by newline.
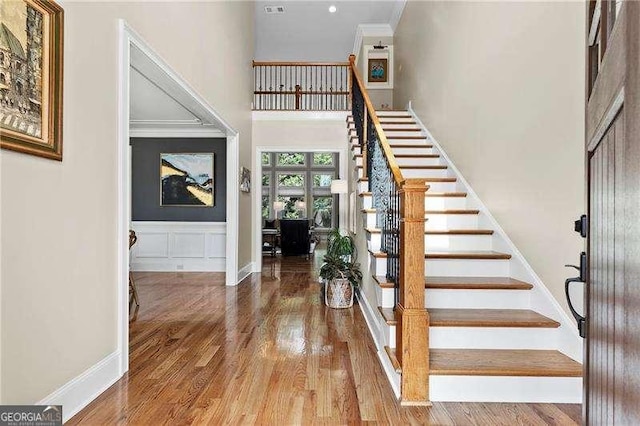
319, 229, 362, 287
319, 253, 363, 288
326, 228, 357, 261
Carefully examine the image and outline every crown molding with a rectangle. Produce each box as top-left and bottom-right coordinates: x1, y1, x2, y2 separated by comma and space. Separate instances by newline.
389, 0, 408, 32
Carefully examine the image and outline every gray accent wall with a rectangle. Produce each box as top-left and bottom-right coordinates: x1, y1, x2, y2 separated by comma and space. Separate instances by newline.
131, 137, 227, 222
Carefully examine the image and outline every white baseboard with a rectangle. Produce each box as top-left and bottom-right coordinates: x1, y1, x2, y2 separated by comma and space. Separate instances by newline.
38, 351, 121, 423
236, 262, 254, 285
131, 258, 225, 272
356, 289, 383, 349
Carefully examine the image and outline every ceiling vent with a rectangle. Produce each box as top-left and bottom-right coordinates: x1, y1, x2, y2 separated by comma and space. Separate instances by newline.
264, 5, 285, 14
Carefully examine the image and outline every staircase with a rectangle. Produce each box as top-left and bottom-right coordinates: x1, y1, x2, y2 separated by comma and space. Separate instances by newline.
349, 109, 583, 403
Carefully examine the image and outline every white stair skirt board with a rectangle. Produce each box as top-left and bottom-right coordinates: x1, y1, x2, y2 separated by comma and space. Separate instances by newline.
370, 255, 511, 278
356, 289, 401, 399
368, 233, 493, 252
429, 376, 582, 403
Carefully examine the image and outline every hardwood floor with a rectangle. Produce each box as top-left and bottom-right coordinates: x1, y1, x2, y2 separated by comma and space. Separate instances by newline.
68, 254, 581, 425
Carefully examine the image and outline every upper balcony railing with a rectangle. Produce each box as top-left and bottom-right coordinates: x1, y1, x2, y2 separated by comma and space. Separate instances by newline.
252, 61, 350, 111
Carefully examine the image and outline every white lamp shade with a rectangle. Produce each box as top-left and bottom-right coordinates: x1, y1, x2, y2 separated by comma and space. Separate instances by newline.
273, 201, 284, 211
295, 200, 306, 209
330, 179, 348, 194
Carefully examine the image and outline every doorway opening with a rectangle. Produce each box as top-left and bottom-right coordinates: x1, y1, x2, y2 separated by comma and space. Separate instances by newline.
117, 20, 239, 374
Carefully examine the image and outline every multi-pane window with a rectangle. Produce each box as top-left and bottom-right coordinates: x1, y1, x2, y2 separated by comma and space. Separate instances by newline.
262, 152, 339, 228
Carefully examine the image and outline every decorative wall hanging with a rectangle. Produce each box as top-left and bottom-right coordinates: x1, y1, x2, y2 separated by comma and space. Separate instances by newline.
160, 153, 214, 206
0, 0, 64, 160
240, 166, 251, 193
368, 58, 388, 83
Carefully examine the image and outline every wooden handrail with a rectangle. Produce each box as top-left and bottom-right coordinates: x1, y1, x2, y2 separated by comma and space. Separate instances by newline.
348, 55, 405, 187
252, 60, 350, 67
348, 54, 430, 405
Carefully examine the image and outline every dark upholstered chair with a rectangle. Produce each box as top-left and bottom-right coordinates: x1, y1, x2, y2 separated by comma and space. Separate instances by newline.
279, 219, 310, 257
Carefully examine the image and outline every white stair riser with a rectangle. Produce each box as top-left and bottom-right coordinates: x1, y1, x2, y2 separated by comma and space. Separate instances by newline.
380, 123, 421, 130
375, 283, 395, 310
376, 111, 410, 117
386, 138, 430, 146
368, 233, 493, 252
426, 289, 530, 309
428, 327, 558, 350
376, 286, 530, 309
426, 214, 478, 230
360, 195, 467, 210
355, 156, 443, 167
385, 327, 559, 351
370, 255, 510, 277
352, 146, 436, 156
379, 117, 414, 122
429, 376, 582, 403
363, 211, 477, 229
381, 130, 426, 138
357, 167, 450, 179
359, 180, 455, 192
427, 258, 510, 277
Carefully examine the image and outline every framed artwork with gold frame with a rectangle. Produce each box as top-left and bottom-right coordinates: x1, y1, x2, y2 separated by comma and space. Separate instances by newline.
0, 0, 64, 161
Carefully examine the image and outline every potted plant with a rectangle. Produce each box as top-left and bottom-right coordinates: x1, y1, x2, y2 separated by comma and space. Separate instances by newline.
319, 229, 363, 308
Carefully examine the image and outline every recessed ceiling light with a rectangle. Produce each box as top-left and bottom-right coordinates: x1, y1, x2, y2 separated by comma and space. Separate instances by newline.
328, 5, 337, 13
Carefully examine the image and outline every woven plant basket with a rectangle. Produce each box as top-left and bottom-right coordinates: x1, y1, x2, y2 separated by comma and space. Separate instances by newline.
325, 273, 354, 309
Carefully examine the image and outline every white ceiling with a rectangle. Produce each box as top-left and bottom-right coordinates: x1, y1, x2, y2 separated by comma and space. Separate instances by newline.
255, 0, 399, 61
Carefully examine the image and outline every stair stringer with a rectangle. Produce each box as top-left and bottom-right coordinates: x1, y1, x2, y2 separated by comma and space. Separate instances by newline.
406, 102, 582, 363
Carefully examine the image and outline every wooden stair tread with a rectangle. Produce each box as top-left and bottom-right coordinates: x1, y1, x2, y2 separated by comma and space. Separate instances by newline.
365, 228, 493, 235
369, 250, 512, 260
377, 307, 559, 328
382, 128, 423, 132
374, 276, 533, 290
429, 349, 582, 377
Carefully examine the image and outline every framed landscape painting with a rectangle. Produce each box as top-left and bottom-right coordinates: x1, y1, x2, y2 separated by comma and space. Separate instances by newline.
0, 0, 63, 160
161, 153, 214, 207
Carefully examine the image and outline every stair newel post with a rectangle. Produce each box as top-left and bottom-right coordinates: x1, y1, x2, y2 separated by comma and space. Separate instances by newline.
396, 178, 430, 405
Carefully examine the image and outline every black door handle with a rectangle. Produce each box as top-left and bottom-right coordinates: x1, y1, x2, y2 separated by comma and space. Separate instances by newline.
565, 251, 586, 338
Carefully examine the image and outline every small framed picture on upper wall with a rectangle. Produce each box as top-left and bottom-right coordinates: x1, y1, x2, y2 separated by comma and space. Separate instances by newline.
368, 58, 388, 83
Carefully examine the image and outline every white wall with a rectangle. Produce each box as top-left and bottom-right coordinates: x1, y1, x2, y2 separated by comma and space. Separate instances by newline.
394, 1, 585, 316
0, 1, 254, 404
251, 112, 349, 266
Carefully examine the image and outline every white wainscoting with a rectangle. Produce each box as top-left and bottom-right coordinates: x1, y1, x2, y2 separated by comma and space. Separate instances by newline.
131, 221, 226, 271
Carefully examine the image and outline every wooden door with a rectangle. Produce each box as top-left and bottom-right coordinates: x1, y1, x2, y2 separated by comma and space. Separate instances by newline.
584, 2, 640, 424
